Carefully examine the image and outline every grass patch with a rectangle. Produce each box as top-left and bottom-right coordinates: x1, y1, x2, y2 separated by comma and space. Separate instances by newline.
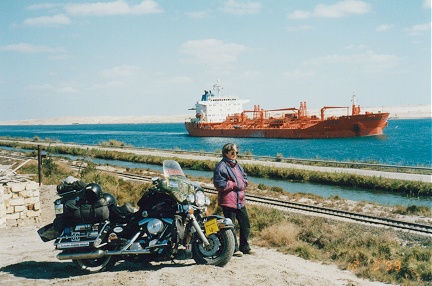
392, 205, 432, 217
249, 206, 432, 286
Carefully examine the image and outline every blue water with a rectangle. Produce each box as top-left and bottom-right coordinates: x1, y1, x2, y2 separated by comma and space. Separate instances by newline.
0, 119, 430, 166
0, 120, 431, 207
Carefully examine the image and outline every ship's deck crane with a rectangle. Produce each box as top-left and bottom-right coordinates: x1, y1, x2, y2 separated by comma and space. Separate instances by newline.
320, 106, 349, 120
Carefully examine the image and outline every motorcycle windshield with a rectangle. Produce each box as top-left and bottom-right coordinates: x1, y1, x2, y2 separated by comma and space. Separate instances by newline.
162, 160, 196, 202
163, 160, 185, 177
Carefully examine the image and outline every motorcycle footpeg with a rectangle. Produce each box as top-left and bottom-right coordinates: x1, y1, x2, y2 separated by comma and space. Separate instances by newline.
108, 239, 128, 248
175, 249, 192, 260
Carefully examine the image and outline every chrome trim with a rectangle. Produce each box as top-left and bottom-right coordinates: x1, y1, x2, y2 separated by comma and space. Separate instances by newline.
191, 215, 210, 246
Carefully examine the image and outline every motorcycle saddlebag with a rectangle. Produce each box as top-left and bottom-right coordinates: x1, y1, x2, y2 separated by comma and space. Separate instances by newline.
55, 194, 80, 219
73, 199, 109, 224
38, 223, 61, 242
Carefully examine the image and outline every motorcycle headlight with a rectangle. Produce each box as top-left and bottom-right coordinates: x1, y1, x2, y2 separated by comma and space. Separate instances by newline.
195, 190, 206, 207
187, 194, 195, 204
147, 219, 163, 235
205, 196, 211, 206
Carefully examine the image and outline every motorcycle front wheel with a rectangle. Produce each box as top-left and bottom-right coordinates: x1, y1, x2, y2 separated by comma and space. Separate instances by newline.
73, 256, 116, 273
192, 229, 235, 267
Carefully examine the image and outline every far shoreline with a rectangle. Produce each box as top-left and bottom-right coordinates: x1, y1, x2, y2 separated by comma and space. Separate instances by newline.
0, 117, 431, 127
0, 104, 430, 126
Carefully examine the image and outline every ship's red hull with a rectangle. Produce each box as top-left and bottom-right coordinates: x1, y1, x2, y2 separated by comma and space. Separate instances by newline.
185, 113, 389, 139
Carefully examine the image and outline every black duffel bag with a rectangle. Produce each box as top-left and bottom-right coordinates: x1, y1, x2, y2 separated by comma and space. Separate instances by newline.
72, 199, 109, 224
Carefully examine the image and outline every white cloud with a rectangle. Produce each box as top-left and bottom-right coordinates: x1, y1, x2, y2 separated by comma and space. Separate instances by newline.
186, 11, 209, 19
93, 65, 142, 91
304, 51, 398, 71
220, 0, 262, 15
99, 65, 141, 78
0, 43, 64, 53
65, 0, 163, 16
180, 39, 247, 65
23, 14, 70, 26
243, 70, 262, 78
282, 70, 315, 79
424, 0, 431, 8
289, 0, 370, 19
288, 10, 311, 20
376, 24, 393, 32
286, 25, 313, 32
404, 22, 431, 36
26, 3, 63, 11
89, 81, 125, 90
344, 44, 368, 50
28, 83, 79, 94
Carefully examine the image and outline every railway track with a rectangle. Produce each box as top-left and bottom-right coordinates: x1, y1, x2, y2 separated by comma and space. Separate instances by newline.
1, 153, 431, 236
105, 169, 432, 236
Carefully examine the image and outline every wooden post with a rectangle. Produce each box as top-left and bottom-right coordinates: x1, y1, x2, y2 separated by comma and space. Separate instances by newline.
38, 145, 42, 186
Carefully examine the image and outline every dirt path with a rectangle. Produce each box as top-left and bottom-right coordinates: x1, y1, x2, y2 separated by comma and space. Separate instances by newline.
0, 185, 395, 286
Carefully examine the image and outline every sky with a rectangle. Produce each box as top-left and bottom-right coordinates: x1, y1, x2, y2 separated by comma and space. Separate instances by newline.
1, 0, 431, 121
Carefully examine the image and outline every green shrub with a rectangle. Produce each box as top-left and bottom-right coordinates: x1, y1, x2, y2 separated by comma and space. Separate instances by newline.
392, 205, 431, 216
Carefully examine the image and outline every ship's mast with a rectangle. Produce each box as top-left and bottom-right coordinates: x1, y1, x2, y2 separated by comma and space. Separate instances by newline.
213, 79, 223, 97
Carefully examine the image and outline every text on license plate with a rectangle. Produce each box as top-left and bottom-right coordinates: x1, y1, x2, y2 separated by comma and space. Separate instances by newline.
204, 219, 219, 236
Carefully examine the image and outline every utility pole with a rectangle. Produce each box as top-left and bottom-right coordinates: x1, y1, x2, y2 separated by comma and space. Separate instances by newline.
38, 145, 42, 186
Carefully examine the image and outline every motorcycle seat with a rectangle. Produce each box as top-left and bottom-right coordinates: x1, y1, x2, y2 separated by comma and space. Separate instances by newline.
109, 203, 135, 223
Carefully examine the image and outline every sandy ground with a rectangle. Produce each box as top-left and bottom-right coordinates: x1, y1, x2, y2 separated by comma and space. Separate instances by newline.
0, 104, 430, 125
0, 185, 397, 286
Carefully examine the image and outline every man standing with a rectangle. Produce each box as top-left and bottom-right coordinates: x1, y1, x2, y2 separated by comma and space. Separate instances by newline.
213, 143, 253, 256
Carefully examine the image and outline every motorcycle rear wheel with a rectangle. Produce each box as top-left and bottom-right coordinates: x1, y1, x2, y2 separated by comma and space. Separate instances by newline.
192, 229, 235, 267
73, 256, 116, 273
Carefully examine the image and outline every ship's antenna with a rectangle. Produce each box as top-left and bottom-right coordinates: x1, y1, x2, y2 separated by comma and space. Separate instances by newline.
213, 79, 223, 96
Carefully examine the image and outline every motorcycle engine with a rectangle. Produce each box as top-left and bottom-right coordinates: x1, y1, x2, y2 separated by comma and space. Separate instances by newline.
136, 217, 175, 248
146, 218, 164, 235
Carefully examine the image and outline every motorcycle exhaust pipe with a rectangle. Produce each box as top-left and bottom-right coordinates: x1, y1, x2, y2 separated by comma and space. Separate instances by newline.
57, 250, 107, 260
57, 248, 154, 260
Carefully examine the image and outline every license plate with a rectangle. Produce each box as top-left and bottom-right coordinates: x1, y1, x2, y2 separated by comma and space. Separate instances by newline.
55, 204, 64, 215
71, 232, 81, 241
204, 219, 219, 236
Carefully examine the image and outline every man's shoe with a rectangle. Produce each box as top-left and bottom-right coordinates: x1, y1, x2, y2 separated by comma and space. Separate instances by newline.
240, 246, 251, 253
240, 246, 255, 255
242, 249, 255, 255
233, 251, 243, 257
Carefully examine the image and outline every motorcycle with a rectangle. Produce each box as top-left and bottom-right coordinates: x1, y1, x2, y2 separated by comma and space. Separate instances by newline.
38, 160, 236, 272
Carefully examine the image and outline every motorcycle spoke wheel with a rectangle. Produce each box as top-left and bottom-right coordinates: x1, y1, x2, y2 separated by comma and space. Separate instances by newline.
197, 234, 220, 257
192, 229, 235, 267
73, 256, 116, 273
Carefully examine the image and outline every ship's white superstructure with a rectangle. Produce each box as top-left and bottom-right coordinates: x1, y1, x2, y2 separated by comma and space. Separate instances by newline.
189, 81, 249, 123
